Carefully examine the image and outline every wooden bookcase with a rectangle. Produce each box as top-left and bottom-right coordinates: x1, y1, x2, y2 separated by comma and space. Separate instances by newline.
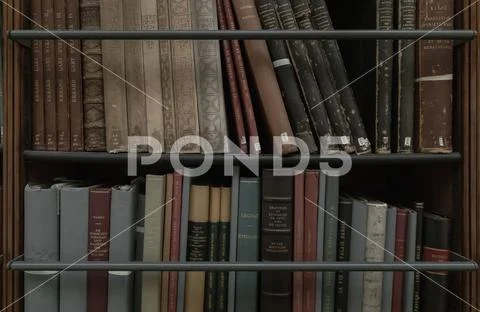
2, 0, 480, 311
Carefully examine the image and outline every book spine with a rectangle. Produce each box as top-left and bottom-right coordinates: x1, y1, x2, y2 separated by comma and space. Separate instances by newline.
217, 187, 232, 312
226, 167, 240, 312
335, 198, 352, 312
315, 171, 327, 309
415, 0, 453, 153
293, 173, 304, 312
161, 174, 174, 312
80, 0, 106, 151
66, 0, 84, 151
255, 0, 317, 153
43, 0, 58, 151
290, 0, 354, 153
412, 202, 424, 312
216, 0, 248, 153
134, 192, 145, 312
205, 187, 221, 312
168, 173, 183, 312
223, 0, 261, 154
169, 0, 200, 153
396, 0, 416, 152
392, 208, 408, 312
54, 0, 70, 151
381, 206, 397, 312
261, 169, 293, 312
232, 0, 297, 155
309, 0, 372, 154
31, 0, 46, 150
275, 0, 332, 143
100, 0, 129, 153
87, 188, 111, 312
403, 210, 417, 312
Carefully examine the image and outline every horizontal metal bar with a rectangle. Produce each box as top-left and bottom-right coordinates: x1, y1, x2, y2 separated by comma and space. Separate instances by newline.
8, 30, 477, 41
8, 261, 478, 272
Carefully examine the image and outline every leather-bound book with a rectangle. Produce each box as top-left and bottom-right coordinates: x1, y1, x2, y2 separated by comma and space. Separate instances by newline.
304, 171, 319, 312
54, 0, 70, 151
42, 0, 58, 150
275, 0, 333, 148
217, 0, 248, 153
232, 0, 297, 155
31, 0, 46, 150
309, 0, 372, 154
335, 196, 352, 312
80, 0, 106, 151
205, 187, 221, 312
290, 0, 354, 153
169, 173, 183, 312
223, 0, 261, 154
255, 0, 317, 153
161, 174, 174, 312
421, 212, 450, 312
293, 173, 304, 312
411, 202, 424, 312
217, 186, 232, 312
66, 0, 84, 151
391, 208, 408, 312
87, 187, 112, 312
261, 169, 293, 312
415, 0, 453, 153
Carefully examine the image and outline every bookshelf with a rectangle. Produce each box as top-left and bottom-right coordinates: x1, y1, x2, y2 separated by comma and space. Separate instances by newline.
2, 1, 479, 312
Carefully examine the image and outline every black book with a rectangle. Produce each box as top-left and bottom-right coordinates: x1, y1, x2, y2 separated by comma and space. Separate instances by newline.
335, 196, 352, 312
412, 202, 424, 312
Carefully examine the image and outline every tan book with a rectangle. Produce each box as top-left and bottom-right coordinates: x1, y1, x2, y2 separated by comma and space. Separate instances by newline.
142, 175, 166, 312
161, 174, 174, 312
169, 0, 200, 153
184, 185, 210, 312
100, 0, 128, 153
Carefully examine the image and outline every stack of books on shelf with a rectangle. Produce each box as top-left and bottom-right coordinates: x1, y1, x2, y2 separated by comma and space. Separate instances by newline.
23, 168, 451, 312
29, 0, 454, 155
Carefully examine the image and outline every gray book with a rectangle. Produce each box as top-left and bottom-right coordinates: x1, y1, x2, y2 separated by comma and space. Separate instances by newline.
347, 196, 368, 311
134, 192, 146, 312
381, 205, 398, 312
227, 166, 240, 312
234, 177, 260, 312
322, 175, 339, 312
176, 175, 192, 312
107, 184, 138, 312
403, 209, 417, 312
59, 185, 91, 312
315, 171, 327, 311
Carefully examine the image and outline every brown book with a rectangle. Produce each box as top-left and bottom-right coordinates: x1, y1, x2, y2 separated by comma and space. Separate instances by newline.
66, 0, 84, 151
303, 171, 318, 312
31, 0, 46, 150
231, 0, 297, 155
87, 187, 111, 312
415, 0, 453, 153
54, 0, 70, 151
223, 0, 261, 154
168, 173, 183, 312
42, 0, 58, 151
161, 174, 174, 312
293, 173, 304, 312
392, 208, 408, 312
80, 0, 106, 151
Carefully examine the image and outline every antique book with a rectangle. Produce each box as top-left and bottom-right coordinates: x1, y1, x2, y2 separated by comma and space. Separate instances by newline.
87, 187, 112, 312
421, 212, 450, 312
412, 202, 424, 312
184, 184, 210, 312
43, 0, 58, 150
392, 207, 408, 312
31, 0, 46, 150
158, 0, 176, 151
205, 187, 221, 312
290, 0, 355, 153
141, 0, 164, 147
124, 0, 147, 141
217, 0, 248, 153
235, 177, 260, 312
134, 188, 145, 312
169, 173, 184, 312
381, 206, 398, 312
169, 0, 200, 153
304, 171, 319, 312
395, 0, 416, 152
232, 0, 297, 155
66, 0, 84, 151
161, 174, 174, 312
80, 0, 106, 151
309, 0, 372, 154
335, 196, 353, 312
191, 0, 228, 153
293, 173, 304, 312
415, 0, 453, 152
403, 209, 417, 312
217, 186, 232, 312
261, 169, 293, 312
226, 167, 240, 312
54, 0, 70, 151
223, 0, 261, 154
100, 0, 128, 152
315, 171, 327, 309
275, 0, 333, 147
255, 0, 317, 153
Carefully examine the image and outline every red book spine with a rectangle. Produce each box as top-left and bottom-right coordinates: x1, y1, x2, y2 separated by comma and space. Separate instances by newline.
293, 173, 304, 312
391, 208, 408, 312
168, 173, 183, 312
87, 188, 111, 312
303, 171, 319, 312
